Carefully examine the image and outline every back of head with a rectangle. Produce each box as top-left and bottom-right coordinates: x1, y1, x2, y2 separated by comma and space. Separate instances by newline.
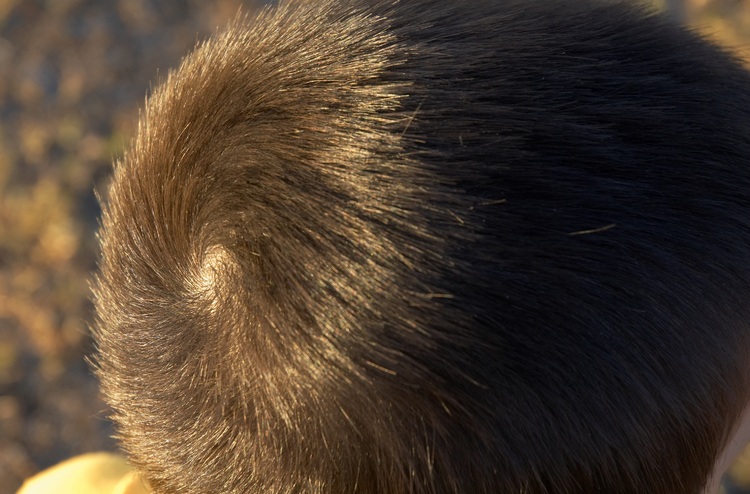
93, 1, 750, 492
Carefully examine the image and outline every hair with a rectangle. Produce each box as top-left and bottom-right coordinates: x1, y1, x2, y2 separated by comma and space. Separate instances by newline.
92, 0, 750, 492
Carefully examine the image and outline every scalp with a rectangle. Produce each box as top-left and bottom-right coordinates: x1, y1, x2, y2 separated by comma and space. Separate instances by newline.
93, 1, 750, 493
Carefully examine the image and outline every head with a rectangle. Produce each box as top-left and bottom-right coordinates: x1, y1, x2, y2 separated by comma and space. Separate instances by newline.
93, 0, 750, 492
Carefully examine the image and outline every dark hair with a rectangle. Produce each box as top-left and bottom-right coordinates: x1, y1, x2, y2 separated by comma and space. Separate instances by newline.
93, 1, 750, 492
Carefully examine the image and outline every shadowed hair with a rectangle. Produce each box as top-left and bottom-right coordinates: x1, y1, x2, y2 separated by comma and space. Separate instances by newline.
93, 0, 750, 492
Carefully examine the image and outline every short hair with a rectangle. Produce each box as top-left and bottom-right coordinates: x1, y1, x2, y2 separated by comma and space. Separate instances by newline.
92, 0, 750, 492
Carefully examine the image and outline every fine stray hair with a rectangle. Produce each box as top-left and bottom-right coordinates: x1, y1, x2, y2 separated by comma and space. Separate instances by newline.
93, 0, 750, 493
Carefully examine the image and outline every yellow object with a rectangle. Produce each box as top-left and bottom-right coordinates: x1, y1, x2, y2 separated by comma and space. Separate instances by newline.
16, 452, 149, 494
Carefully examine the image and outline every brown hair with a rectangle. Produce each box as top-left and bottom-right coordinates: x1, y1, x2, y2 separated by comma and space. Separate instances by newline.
93, 1, 750, 492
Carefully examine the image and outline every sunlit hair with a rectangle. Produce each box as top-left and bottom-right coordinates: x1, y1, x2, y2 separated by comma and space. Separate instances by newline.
93, 1, 750, 492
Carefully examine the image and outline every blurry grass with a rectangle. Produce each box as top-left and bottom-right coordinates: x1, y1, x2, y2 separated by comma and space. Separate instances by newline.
0, 0, 747, 492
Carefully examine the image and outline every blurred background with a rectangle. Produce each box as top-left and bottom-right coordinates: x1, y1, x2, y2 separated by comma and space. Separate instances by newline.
0, 0, 748, 493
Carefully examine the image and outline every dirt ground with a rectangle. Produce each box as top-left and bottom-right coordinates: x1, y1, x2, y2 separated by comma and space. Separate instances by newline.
0, 0, 749, 492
